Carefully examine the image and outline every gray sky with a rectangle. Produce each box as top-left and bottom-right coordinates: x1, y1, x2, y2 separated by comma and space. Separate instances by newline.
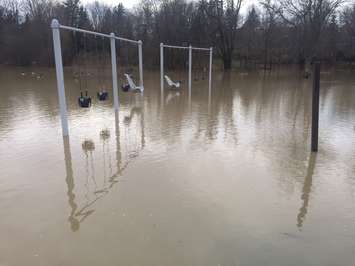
81, 0, 260, 11
81, 0, 137, 8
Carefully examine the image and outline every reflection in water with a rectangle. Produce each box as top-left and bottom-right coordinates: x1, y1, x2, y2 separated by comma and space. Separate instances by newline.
297, 152, 317, 229
63, 137, 97, 231
62, 108, 145, 231
82, 139, 95, 152
63, 136, 79, 232
113, 111, 122, 188
100, 128, 112, 188
165, 91, 181, 105
100, 129, 110, 140
124, 107, 142, 124
65, 137, 97, 232
124, 106, 145, 158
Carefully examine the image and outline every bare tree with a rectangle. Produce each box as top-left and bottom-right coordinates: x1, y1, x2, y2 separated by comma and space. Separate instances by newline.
340, 4, 355, 62
260, 0, 278, 70
0, 0, 352, 68
262, 0, 345, 76
240, 6, 261, 69
22, 0, 55, 21
87, 1, 109, 31
0, 0, 20, 20
342, 4, 355, 36
201, 0, 244, 70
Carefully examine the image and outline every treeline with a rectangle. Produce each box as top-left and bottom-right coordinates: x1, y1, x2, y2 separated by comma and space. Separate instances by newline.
0, 0, 355, 71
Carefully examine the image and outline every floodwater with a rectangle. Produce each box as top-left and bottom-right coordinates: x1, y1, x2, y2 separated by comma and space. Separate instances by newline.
0, 66, 355, 266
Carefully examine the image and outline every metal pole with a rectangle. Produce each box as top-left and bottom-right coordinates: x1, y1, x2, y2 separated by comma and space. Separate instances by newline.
51, 19, 69, 136
138, 40, 144, 89
188, 45, 192, 98
188, 45, 193, 108
160, 43, 164, 95
110, 33, 119, 111
208, 47, 213, 98
311, 62, 320, 152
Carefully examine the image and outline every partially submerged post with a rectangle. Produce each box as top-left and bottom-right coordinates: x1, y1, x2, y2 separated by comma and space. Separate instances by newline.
110, 33, 119, 111
208, 47, 213, 102
160, 43, 164, 95
138, 40, 144, 90
311, 62, 320, 152
188, 45, 192, 99
51, 19, 69, 136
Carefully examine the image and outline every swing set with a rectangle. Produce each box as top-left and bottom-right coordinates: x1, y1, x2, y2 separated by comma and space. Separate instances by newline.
52, 19, 214, 137
51, 19, 144, 136
160, 43, 213, 97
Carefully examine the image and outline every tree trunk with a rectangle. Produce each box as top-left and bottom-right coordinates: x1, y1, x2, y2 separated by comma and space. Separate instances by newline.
304, 58, 312, 79
223, 56, 232, 70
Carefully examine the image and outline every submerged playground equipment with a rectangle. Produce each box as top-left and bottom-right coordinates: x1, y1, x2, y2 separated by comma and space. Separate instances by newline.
51, 19, 144, 136
160, 43, 213, 98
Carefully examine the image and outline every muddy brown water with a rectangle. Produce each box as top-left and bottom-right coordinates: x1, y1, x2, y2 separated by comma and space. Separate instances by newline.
0, 66, 355, 266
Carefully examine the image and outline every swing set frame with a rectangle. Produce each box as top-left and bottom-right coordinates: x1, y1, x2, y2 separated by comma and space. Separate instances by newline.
51, 19, 144, 137
160, 43, 213, 98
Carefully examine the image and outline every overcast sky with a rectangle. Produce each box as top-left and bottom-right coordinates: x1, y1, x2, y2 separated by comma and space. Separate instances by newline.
81, 0, 137, 8
81, 0, 260, 12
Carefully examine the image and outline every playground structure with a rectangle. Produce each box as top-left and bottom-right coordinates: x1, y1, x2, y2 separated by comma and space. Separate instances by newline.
51, 19, 144, 136
160, 43, 213, 99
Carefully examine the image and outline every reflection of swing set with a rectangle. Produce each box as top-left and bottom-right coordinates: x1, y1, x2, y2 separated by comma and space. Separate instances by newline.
160, 43, 213, 96
62, 110, 145, 232
51, 19, 144, 136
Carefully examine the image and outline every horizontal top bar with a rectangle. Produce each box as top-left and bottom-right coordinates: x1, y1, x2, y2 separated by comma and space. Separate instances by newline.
161, 44, 212, 51
162, 44, 189, 49
192, 47, 212, 51
56, 23, 140, 44
117, 36, 140, 44
59, 24, 110, 37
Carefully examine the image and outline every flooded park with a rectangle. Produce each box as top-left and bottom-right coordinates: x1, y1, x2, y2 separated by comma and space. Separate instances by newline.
0, 66, 355, 266
2, 0, 355, 263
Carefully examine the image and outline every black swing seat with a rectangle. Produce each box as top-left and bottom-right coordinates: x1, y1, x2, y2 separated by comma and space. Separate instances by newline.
78, 96, 91, 108
122, 84, 131, 92
97, 91, 109, 101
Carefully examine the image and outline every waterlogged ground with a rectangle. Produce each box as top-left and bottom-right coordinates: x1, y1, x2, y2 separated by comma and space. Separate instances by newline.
0, 66, 355, 266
